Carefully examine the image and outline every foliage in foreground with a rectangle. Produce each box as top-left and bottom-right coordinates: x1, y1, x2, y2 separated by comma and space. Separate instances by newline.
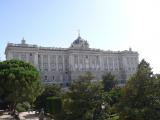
34, 72, 120, 120
117, 59, 160, 120
0, 60, 43, 112
16, 101, 31, 112
34, 84, 62, 112
1, 59, 160, 120
34, 60, 160, 120
60, 72, 111, 120
102, 72, 118, 92
46, 96, 62, 114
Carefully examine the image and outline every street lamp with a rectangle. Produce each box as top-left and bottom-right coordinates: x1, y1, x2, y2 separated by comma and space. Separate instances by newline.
101, 103, 105, 110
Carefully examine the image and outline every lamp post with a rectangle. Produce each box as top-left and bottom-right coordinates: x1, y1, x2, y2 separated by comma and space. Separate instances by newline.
92, 103, 106, 120
101, 103, 106, 120
101, 103, 105, 110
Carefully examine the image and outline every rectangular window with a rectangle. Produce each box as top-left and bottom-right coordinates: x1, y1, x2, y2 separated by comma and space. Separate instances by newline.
43, 63, 48, 71
44, 75, 48, 81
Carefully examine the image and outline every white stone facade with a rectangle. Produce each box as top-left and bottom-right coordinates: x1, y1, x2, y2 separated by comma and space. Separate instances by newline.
5, 36, 139, 86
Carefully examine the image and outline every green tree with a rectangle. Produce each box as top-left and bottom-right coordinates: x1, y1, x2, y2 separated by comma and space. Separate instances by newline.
108, 87, 122, 106
102, 72, 117, 92
0, 60, 43, 112
46, 96, 62, 114
102, 73, 121, 119
34, 84, 62, 112
117, 59, 160, 120
62, 72, 111, 120
78, 71, 95, 81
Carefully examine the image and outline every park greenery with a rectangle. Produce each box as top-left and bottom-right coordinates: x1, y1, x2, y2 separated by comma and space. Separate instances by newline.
0, 60, 43, 114
0, 59, 160, 120
117, 59, 160, 120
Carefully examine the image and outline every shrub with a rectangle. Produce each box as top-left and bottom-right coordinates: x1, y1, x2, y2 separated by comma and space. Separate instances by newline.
16, 103, 26, 112
16, 102, 31, 112
45, 97, 62, 114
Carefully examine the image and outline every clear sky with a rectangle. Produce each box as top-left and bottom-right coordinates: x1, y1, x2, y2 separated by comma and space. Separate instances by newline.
0, 0, 160, 73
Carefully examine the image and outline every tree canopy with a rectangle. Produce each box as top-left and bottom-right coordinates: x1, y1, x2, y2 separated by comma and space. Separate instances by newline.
0, 60, 43, 111
117, 59, 160, 120
102, 72, 117, 92
61, 72, 111, 120
34, 84, 62, 112
1, 59, 160, 120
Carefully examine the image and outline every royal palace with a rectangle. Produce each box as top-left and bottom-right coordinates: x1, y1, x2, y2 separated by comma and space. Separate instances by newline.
5, 35, 139, 87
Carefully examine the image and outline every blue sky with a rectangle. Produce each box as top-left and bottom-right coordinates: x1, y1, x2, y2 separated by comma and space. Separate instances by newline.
0, 0, 160, 73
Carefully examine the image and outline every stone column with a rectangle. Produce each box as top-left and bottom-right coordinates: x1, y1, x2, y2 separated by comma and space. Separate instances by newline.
6, 51, 12, 60
62, 55, 65, 71
48, 55, 50, 71
72, 55, 74, 71
34, 52, 39, 68
106, 56, 109, 70
41, 54, 43, 71
56, 55, 58, 71
113, 57, 115, 71
117, 56, 119, 71
26, 53, 29, 63
99, 55, 103, 71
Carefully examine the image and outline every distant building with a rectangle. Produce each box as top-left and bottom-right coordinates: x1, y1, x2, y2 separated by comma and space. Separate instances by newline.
5, 36, 139, 86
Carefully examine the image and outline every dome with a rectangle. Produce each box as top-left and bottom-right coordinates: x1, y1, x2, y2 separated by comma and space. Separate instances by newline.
70, 35, 89, 49
73, 36, 84, 44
